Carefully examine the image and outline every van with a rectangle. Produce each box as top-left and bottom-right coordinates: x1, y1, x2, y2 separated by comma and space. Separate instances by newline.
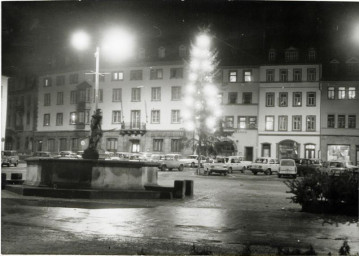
278, 159, 297, 178
1, 150, 20, 167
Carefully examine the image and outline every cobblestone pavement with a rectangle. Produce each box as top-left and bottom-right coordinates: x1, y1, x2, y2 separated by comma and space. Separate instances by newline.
1, 168, 358, 255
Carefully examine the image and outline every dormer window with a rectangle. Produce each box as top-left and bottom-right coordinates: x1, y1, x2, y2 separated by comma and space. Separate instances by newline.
308, 48, 316, 61
268, 49, 276, 61
285, 47, 299, 62
179, 45, 187, 58
138, 48, 145, 60
330, 59, 340, 74
158, 46, 166, 59
346, 57, 359, 74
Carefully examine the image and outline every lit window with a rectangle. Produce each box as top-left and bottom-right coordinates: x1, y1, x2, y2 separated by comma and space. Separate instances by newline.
112, 111, 122, 123
244, 70, 252, 82
229, 71, 237, 82
265, 116, 274, 131
293, 92, 302, 107
328, 87, 335, 99
338, 87, 346, 99
238, 117, 246, 129
112, 71, 124, 81
278, 116, 288, 131
43, 114, 50, 126
151, 110, 160, 123
292, 115, 302, 131
70, 112, 77, 125
224, 116, 234, 128
348, 87, 356, 99
44, 77, 52, 87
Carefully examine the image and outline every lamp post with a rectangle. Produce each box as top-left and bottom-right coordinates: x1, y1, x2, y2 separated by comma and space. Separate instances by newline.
71, 28, 134, 159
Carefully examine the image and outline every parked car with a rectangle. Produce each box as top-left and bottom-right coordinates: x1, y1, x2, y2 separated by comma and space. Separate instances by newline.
59, 151, 79, 159
179, 155, 209, 167
33, 151, 53, 158
224, 156, 252, 173
202, 157, 229, 176
248, 157, 279, 175
278, 159, 297, 178
295, 158, 323, 176
158, 154, 184, 171
318, 160, 358, 176
1, 150, 19, 167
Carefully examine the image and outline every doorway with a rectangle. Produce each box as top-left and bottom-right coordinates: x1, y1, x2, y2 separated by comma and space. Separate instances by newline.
245, 147, 253, 161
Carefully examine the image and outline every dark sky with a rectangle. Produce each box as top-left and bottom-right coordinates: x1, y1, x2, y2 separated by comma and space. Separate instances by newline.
2, 0, 359, 75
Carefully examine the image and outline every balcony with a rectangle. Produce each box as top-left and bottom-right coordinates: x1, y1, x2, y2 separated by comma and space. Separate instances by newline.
119, 122, 147, 136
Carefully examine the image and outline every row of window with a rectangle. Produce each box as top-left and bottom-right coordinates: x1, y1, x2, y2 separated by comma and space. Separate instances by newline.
43, 138, 81, 152
264, 115, 317, 131
223, 116, 257, 129
43, 68, 184, 87
106, 138, 182, 153
327, 114, 357, 129
224, 92, 253, 104
265, 92, 317, 107
327, 86, 356, 100
43, 87, 183, 106
265, 68, 317, 82
43, 110, 182, 126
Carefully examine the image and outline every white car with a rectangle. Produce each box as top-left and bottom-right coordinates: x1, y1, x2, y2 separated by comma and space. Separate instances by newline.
278, 159, 297, 178
202, 157, 229, 176
179, 155, 208, 167
159, 154, 185, 172
248, 157, 279, 175
224, 156, 252, 173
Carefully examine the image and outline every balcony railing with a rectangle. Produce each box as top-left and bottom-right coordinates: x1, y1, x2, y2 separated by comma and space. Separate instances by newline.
119, 122, 146, 136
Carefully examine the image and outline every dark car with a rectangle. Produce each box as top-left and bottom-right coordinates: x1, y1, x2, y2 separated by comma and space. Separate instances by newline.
295, 158, 322, 176
1, 150, 20, 167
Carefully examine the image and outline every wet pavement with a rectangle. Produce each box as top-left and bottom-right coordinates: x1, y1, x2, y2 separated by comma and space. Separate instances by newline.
1, 168, 358, 255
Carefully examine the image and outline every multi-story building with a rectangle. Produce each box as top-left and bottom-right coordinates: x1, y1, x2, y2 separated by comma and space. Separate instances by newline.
35, 45, 195, 155
218, 66, 260, 160
1, 76, 9, 151
321, 56, 359, 165
258, 47, 321, 159
5, 75, 38, 154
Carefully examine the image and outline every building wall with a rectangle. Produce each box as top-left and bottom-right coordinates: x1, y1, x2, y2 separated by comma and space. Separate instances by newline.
320, 82, 359, 164
1, 76, 9, 150
258, 64, 321, 159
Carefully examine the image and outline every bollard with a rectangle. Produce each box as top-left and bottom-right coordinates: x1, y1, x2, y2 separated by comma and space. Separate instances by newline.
173, 180, 186, 199
184, 180, 194, 196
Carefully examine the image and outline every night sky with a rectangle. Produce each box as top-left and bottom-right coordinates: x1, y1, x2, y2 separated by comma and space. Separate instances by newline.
2, 0, 359, 75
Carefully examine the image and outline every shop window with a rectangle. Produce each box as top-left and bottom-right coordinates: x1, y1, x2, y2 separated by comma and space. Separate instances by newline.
305, 144, 316, 159
327, 145, 350, 161
279, 140, 299, 159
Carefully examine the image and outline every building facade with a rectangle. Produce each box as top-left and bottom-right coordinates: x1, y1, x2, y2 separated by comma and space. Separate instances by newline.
321, 56, 359, 165
257, 47, 321, 160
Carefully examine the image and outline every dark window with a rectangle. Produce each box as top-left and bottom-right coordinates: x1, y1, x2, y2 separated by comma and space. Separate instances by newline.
242, 92, 252, 104
228, 92, 237, 104
293, 69, 302, 82
279, 92, 288, 107
307, 68, 316, 81
153, 139, 163, 152
56, 75, 65, 86
278, 116, 288, 131
307, 92, 316, 106
56, 113, 63, 126
348, 115, 356, 128
130, 70, 143, 80
293, 92, 302, 107
150, 69, 163, 80
170, 68, 183, 79
338, 115, 346, 128
171, 139, 182, 152
327, 115, 335, 128
266, 69, 274, 82
280, 70, 288, 82
306, 116, 316, 131
266, 92, 274, 107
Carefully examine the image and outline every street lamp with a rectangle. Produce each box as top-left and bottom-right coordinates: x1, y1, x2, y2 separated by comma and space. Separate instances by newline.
71, 28, 134, 159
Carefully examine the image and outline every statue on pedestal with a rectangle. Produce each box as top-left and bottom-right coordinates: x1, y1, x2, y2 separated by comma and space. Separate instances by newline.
83, 109, 103, 159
